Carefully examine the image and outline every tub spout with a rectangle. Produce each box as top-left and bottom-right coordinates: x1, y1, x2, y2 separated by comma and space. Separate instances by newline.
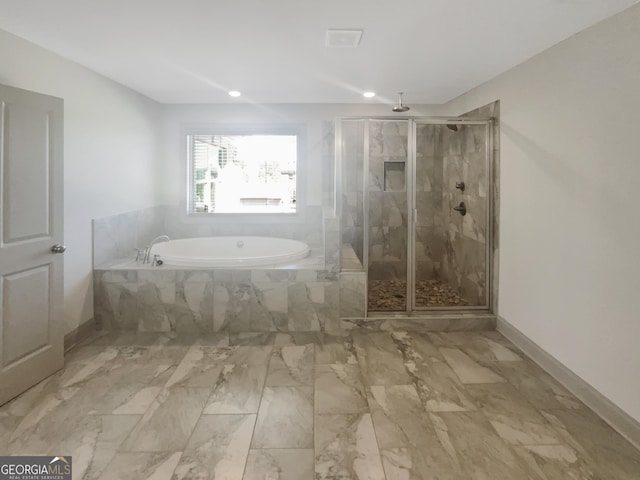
143, 235, 170, 264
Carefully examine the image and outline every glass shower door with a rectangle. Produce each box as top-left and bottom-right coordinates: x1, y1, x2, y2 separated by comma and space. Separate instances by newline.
367, 119, 410, 312
413, 121, 491, 309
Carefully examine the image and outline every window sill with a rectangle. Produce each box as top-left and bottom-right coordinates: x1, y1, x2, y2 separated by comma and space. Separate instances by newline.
180, 210, 306, 224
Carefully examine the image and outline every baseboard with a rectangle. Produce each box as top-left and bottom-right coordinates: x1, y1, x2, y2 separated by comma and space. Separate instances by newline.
497, 316, 640, 451
64, 317, 98, 353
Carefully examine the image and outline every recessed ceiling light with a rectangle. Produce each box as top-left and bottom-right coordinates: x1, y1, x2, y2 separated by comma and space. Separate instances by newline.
363, 91, 376, 98
228, 90, 241, 97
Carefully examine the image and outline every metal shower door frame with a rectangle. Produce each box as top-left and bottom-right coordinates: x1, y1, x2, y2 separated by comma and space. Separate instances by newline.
410, 118, 494, 313
335, 116, 494, 316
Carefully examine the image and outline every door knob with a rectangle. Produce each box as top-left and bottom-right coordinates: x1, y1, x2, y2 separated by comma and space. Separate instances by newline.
51, 244, 66, 254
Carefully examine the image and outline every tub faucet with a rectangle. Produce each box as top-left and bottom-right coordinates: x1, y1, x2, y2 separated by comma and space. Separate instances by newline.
143, 235, 170, 264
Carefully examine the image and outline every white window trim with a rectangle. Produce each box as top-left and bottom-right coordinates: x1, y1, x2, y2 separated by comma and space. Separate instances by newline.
180, 123, 307, 224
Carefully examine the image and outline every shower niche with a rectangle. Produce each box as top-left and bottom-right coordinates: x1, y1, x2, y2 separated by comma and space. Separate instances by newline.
383, 162, 406, 191
337, 117, 493, 314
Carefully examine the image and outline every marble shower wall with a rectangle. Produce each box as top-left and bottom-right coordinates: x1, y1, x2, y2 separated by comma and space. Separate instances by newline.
321, 120, 341, 274
340, 120, 366, 266
414, 122, 489, 305
463, 101, 500, 312
322, 120, 336, 214
440, 123, 489, 305
94, 268, 341, 335
368, 120, 409, 281
414, 125, 446, 282
323, 211, 340, 274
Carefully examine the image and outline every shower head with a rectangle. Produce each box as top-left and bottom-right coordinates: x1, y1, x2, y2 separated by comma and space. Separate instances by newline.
447, 124, 459, 132
392, 92, 410, 112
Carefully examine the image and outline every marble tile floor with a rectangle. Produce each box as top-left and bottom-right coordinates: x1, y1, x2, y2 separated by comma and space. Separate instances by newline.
1, 329, 639, 479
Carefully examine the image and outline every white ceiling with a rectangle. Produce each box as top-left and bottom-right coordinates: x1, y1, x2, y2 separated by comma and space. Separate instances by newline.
0, 0, 637, 104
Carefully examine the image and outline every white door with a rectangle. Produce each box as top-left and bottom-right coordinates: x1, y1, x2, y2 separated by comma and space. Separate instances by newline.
0, 84, 64, 405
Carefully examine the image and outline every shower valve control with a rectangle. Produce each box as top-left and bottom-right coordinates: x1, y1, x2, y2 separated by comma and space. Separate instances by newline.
455, 181, 465, 192
453, 202, 467, 216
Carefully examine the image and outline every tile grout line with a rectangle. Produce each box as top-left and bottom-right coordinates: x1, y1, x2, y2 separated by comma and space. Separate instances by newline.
466, 335, 599, 457
358, 331, 389, 480
78, 340, 195, 477
240, 343, 273, 480
112, 343, 191, 456
434, 334, 591, 474
431, 336, 527, 470
142, 342, 233, 478
311, 341, 316, 479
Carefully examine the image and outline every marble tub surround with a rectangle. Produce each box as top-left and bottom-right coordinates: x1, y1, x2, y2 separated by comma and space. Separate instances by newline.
93, 204, 328, 268
93, 205, 166, 267
338, 242, 367, 318
338, 270, 367, 318
2, 330, 639, 479
94, 266, 340, 334
323, 210, 341, 274
163, 204, 325, 250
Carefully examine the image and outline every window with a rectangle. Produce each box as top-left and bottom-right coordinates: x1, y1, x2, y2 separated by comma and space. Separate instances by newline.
188, 130, 299, 215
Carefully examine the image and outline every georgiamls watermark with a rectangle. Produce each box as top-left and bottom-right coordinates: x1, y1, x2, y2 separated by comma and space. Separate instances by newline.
0, 456, 71, 480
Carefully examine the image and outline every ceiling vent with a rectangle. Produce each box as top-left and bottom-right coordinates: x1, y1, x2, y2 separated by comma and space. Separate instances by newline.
325, 29, 363, 48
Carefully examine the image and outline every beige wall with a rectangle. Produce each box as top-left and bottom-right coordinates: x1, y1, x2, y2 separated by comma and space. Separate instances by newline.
0, 29, 163, 335
444, 4, 640, 422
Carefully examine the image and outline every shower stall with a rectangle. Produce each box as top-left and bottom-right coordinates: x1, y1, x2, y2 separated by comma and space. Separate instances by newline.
337, 117, 494, 314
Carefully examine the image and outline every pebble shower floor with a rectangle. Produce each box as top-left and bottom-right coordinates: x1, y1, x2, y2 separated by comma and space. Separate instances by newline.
368, 279, 468, 311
